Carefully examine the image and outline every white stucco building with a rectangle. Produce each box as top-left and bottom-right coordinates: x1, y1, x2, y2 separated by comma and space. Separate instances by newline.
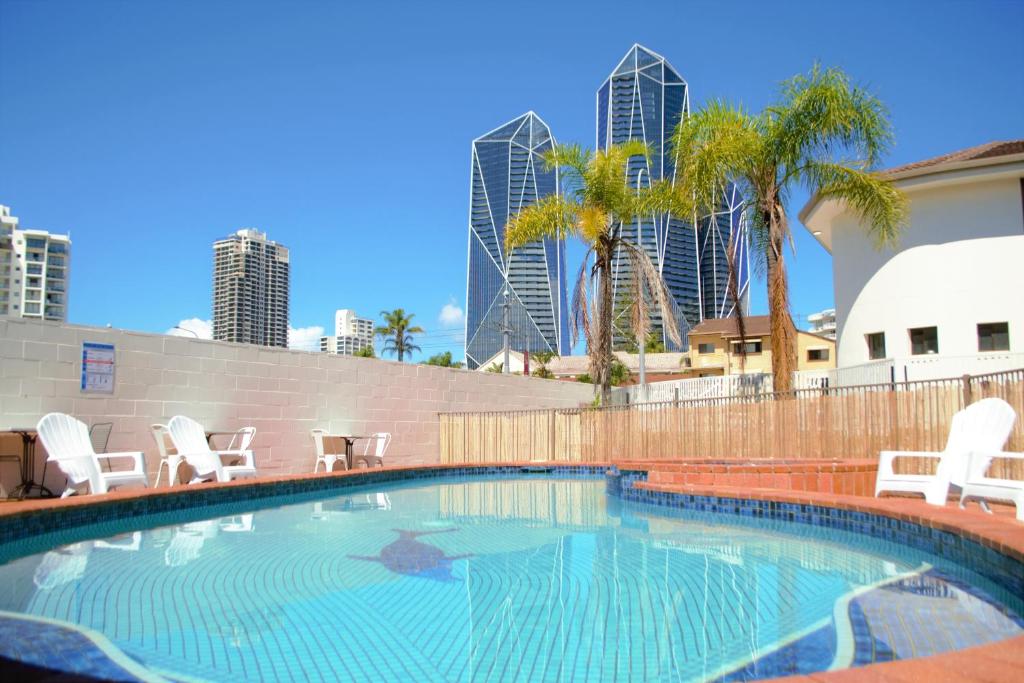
800, 140, 1023, 380
806, 308, 836, 340
320, 308, 375, 356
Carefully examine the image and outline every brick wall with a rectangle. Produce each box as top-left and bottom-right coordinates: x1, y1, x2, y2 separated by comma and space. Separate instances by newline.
0, 319, 594, 492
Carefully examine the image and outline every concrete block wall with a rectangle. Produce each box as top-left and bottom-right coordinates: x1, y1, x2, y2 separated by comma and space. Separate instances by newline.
0, 319, 595, 493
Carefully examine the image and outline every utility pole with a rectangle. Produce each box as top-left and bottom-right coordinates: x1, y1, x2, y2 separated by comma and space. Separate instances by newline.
638, 332, 646, 385
636, 167, 647, 388
501, 287, 512, 374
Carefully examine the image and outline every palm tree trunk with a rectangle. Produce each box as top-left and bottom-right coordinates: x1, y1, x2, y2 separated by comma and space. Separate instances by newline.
765, 203, 797, 394
595, 253, 614, 404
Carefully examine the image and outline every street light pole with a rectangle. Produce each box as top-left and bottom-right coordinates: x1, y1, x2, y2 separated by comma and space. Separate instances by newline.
502, 287, 511, 374
173, 326, 199, 338
636, 168, 647, 387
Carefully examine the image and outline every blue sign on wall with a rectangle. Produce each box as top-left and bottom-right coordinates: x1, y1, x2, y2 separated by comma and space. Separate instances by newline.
81, 342, 115, 394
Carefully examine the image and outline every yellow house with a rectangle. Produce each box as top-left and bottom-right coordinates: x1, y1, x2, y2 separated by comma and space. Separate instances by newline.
683, 315, 836, 377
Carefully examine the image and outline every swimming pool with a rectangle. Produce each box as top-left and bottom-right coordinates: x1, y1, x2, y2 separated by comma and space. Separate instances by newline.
0, 472, 1021, 682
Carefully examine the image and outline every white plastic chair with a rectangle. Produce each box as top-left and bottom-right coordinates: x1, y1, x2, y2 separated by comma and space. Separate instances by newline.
220, 513, 255, 532
312, 429, 347, 473
167, 416, 257, 483
875, 398, 1017, 505
36, 413, 149, 498
354, 432, 391, 468
33, 542, 92, 589
960, 449, 1024, 521
151, 423, 183, 487
165, 519, 219, 567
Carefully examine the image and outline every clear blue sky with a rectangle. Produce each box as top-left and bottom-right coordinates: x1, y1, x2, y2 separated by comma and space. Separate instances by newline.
2, 0, 1022, 359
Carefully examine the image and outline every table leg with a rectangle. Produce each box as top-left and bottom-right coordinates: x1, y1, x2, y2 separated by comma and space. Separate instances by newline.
345, 439, 354, 470
16, 436, 54, 500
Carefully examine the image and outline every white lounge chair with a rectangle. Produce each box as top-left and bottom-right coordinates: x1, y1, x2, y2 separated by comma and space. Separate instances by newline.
960, 450, 1024, 521
36, 413, 149, 498
312, 429, 347, 472
151, 423, 183, 487
353, 432, 391, 468
875, 398, 1017, 505
167, 416, 257, 483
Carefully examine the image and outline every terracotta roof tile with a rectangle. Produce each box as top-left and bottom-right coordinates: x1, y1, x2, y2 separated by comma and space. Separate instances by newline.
689, 315, 771, 338
884, 139, 1024, 176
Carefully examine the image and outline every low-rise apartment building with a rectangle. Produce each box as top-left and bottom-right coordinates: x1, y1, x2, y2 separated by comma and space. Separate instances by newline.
684, 315, 836, 377
320, 308, 375, 356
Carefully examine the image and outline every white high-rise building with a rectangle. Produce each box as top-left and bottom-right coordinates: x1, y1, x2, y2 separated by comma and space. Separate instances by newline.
806, 308, 837, 340
320, 308, 375, 355
212, 229, 290, 347
0, 205, 71, 321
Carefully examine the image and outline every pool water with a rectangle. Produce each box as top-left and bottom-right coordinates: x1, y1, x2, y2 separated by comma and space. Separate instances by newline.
0, 476, 1020, 682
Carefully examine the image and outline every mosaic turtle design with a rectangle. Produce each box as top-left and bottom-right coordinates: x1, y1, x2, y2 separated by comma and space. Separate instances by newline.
349, 528, 471, 581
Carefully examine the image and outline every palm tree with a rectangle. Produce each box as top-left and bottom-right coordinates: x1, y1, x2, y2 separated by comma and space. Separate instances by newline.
375, 309, 424, 362
506, 141, 680, 403
531, 350, 557, 379
669, 65, 907, 392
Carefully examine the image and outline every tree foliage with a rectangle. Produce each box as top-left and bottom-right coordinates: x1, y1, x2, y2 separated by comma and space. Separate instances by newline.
530, 350, 557, 379
423, 351, 464, 368
669, 64, 906, 391
354, 345, 375, 358
375, 309, 424, 362
505, 141, 681, 403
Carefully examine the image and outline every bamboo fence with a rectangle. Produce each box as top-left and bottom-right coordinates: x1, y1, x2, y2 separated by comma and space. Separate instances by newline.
439, 368, 1024, 479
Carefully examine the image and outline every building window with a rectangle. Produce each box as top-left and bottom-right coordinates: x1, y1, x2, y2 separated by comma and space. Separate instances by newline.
909, 326, 939, 355
731, 340, 762, 355
807, 348, 830, 362
698, 343, 715, 354
866, 332, 886, 360
977, 322, 1009, 352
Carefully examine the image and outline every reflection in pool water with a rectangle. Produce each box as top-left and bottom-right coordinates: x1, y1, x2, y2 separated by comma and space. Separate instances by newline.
0, 477, 1020, 682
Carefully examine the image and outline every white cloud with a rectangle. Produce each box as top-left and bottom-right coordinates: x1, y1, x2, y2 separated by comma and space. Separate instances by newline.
438, 299, 464, 328
167, 318, 213, 339
166, 317, 324, 351
288, 325, 325, 351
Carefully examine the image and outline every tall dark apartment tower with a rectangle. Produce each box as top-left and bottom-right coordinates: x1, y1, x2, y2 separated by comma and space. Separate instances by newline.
464, 112, 569, 369
597, 44, 748, 348
212, 229, 290, 347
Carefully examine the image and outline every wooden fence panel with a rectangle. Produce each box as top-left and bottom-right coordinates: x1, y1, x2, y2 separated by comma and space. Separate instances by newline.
439, 370, 1024, 479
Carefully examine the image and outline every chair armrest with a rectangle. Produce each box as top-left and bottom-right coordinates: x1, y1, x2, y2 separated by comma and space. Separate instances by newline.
878, 450, 942, 478
965, 449, 1024, 480
95, 451, 146, 472
217, 449, 254, 467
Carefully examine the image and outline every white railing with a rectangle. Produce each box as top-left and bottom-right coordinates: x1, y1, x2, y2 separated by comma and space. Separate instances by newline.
628, 373, 772, 404
792, 369, 831, 390
830, 359, 896, 387
625, 353, 1024, 403
899, 352, 1024, 381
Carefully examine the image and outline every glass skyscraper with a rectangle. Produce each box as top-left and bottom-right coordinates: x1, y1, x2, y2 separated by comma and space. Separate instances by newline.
464, 112, 569, 369
597, 44, 748, 348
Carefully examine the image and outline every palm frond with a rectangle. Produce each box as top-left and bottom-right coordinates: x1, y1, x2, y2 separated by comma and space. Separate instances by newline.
543, 143, 589, 175
771, 63, 894, 177
505, 194, 579, 251
569, 250, 593, 350
619, 240, 682, 348
804, 162, 907, 247
669, 100, 761, 216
